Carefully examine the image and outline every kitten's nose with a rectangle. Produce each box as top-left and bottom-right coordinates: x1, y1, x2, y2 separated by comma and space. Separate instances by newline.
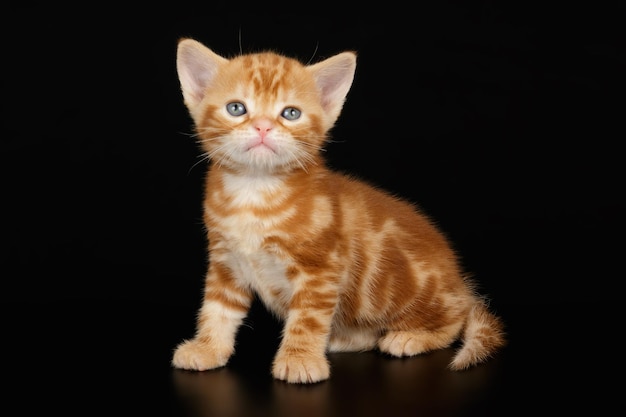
254, 119, 273, 139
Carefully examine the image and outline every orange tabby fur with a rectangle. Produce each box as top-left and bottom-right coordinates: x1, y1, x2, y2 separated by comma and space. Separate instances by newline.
171, 38, 506, 383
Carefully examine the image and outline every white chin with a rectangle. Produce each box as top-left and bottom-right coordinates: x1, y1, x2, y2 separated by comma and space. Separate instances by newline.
235, 153, 286, 171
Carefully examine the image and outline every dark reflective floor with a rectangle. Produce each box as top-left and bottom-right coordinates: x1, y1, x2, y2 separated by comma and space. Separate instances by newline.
4, 298, 620, 416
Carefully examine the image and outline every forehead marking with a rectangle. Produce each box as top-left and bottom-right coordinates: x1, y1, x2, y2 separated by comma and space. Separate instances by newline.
243, 54, 296, 99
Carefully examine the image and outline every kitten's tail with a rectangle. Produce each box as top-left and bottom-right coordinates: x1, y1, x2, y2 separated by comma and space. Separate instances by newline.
449, 299, 506, 370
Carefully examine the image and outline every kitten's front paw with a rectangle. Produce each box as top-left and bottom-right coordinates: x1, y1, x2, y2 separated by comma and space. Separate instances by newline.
172, 339, 232, 371
272, 353, 330, 384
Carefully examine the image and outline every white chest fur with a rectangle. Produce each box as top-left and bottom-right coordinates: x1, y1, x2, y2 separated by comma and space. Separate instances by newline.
207, 172, 296, 313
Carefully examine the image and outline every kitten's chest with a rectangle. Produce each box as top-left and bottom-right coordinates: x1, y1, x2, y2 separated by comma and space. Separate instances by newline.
206, 173, 296, 307
207, 171, 296, 251
213, 211, 293, 312
215, 211, 283, 252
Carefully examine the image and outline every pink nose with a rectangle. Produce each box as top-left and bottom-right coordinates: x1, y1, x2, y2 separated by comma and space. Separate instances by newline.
254, 119, 273, 138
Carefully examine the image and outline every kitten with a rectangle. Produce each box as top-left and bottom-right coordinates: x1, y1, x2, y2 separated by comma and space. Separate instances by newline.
171, 38, 506, 384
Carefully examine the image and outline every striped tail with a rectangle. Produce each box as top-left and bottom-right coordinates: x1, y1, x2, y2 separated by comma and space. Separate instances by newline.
449, 300, 506, 370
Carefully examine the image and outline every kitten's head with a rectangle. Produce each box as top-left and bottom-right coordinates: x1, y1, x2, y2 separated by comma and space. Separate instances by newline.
176, 38, 356, 173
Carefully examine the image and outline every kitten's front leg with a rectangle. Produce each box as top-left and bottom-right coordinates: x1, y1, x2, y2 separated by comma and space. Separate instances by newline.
172, 264, 252, 371
272, 283, 337, 384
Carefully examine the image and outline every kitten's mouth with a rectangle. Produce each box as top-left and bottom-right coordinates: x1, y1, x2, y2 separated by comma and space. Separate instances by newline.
246, 141, 277, 153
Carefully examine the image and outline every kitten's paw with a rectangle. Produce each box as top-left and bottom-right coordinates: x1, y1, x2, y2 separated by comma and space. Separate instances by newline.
272, 353, 330, 384
378, 331, 429, 357
172, 339, 232, 371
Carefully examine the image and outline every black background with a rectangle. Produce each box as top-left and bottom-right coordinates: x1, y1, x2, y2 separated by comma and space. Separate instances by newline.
2, 2, 625, 415
4, 2, 624, 307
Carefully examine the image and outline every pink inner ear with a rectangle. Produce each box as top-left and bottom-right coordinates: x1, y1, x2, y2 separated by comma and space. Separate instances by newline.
177, 41, 223, 108
311, 53, 356, 117
318, 70, 346, 111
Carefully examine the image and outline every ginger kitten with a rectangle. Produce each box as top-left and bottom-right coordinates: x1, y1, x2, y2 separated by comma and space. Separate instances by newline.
171, 38, 506, 384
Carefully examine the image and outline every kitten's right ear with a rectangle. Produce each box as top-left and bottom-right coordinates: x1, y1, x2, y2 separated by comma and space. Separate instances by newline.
176, 38, 228, 109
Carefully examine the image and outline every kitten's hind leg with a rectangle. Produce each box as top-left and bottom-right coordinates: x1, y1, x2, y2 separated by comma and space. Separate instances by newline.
328, 327, 380, 352
378, 324, 462, 357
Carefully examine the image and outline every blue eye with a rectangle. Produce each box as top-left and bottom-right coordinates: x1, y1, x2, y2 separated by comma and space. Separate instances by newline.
226, 102, 247, 116
281, 107, 301, 121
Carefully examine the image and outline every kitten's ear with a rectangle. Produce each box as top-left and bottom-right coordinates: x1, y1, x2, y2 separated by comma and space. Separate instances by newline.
176, 38, 228, 109
307, 52, 357, 122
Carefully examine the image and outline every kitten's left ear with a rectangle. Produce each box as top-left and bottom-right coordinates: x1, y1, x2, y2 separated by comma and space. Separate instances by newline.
307, 52, 357, 123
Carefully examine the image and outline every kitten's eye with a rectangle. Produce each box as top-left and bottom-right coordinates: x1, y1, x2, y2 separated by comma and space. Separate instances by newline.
226, 102, 247, 116
281, 107, 301, 121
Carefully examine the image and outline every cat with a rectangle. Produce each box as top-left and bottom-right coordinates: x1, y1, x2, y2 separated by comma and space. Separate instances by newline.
171, 37, 506, 384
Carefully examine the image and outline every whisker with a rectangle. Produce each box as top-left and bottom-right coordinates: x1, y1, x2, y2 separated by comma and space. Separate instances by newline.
187, 152, 211, 175
238, 26, 243, 55
177, 130, 196, 138
305, 42, 320, 66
